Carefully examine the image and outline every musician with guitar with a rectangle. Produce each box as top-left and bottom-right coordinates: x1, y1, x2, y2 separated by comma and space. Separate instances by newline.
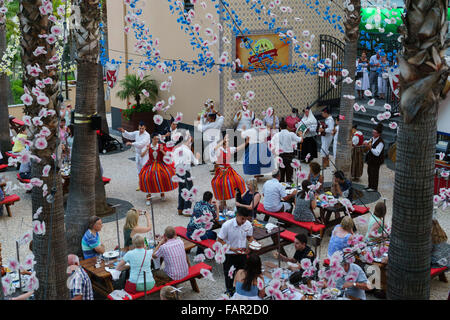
318, 107, 335, 169
363, 123, 385, 192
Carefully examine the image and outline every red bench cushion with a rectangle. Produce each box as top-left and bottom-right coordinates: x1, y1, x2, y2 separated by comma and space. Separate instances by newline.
12, 118, 25, 126
17, 173, 31, 184
102, 177, 111, 183
0, 164, 7, 171
323, 259, 330, 266
352, 205, 369, 215
257, 203, 325, 233
5, 152, 17, 159
175, 226, 216, 249
107, 262, 212, 300
0, 194, 20, 205
430, 267, 448, 277
280, 230, 297, 243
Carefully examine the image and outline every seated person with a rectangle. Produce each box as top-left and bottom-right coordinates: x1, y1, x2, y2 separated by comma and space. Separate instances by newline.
273, 233, 315, 271
123, 209, 152, 251
332, 170, 353, 201
335, 253, 371, 300
231, 254, 265, 300
262, 169, 297, 213
67, 254, 94, 300
235, 178, 261, 219
308, 162, 324, 193
187, 191, 219, 241
160, 286, 180, 300
81, 216, 105, 259
431, 218, 450, 269
19, 151, 32, 180
152, 226, 189, 286
0, 182, 5, 217
365, 202, 388, 241
327, 216, 354, 258
11, 127, 27, 154
116, 235, 155, 293
293, 180, 322, 223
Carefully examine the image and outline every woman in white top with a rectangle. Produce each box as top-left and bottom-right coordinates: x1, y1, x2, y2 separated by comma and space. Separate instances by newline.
355, 51, 370, 100
298, 107, 318, 163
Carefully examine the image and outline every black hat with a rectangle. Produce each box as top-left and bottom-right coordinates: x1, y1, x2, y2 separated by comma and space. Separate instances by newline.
375, 123, 383, 134
322, 107, 329, 114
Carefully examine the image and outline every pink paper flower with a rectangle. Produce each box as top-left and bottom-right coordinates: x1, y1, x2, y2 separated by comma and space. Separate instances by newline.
21, 93, 33, 106
7, 259, 19, 272
37, 94, 49, 106
364, 90, 372, 97
194, 254, 205, 263
30, 178, 44, 188
214, 253, 225, 264
246, 91, 255, 100
204, 248, 215, 260
35, 137, 48, 150
384, 103, 392, 110
233, 92, 241, 101
33, 220, 46, 235
271, 268, 282, 279
257, 276, 265, 290
192, 228, 206, 242
228, 265, 236, 279
244, 72, 252, 81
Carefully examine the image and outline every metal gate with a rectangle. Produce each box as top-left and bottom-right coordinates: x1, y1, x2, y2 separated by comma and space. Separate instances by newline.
318, 35, 345, 113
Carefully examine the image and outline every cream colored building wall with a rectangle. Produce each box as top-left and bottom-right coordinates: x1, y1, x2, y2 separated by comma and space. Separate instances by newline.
107, 0, 220, 126
107, 1, 343, 128
219, 0, 344, 127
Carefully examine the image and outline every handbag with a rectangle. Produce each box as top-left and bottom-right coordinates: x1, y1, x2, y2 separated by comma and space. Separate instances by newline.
124, 249, 147, 294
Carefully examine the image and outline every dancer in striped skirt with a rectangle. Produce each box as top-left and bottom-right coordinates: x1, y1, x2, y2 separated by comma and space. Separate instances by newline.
139, 134, 178, 205
211, 136, 246, 211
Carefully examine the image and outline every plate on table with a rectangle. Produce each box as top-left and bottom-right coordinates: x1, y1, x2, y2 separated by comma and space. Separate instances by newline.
103, 251, 119, 259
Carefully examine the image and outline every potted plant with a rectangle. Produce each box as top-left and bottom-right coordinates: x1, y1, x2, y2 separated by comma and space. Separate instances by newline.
116, 74, 158, 133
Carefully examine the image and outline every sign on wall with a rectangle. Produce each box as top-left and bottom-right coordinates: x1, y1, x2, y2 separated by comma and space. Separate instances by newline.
235, 33, 290, 73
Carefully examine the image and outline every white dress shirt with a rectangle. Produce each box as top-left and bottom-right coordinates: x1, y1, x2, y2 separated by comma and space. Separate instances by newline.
262, 178, 287, 212
197, 115, 224, 133
271, 129, 302, 154
122, 130, 150, 172
218, 218, 253, 255
173, 144, 199, 172
365, 136, 384, 157
324, 116, 335, 136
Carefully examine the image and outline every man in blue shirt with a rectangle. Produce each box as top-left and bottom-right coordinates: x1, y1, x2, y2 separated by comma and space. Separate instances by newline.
369, 51, 381, 98
336, 254, 371, 300
81, 216, 105, 259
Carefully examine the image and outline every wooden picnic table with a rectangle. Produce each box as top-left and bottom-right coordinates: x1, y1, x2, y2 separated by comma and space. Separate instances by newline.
214, 217, 290, 257
80, 240, 197, 297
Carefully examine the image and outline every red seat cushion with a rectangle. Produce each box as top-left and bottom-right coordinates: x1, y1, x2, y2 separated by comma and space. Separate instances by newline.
0, 194, 20, 205
107, 262, 212, 300
12, 118, 25, 126
175, 226, 216, 249
0, 164, 7, 171
257, 203, 325, 233
5, 152, 17, 159
352, 205, 369, 215
16, 173, 31, 184
280, 230, 297, 243
430, 267, 448, 277
102, 177, 111, 183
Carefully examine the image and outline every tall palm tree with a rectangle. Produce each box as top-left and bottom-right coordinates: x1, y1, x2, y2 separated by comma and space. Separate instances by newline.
116, 74, 158, 108
97, 0, 109, 135
0, 0, 11, 160
19, 0, 68, 300
387, 0, 449, 299
334, 0, 361, 178
65, 0, 101, 256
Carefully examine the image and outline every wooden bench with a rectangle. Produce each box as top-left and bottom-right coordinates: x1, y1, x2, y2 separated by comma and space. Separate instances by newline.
0, 183, 20, 217
106, 262, 213, 300
256, 203, 325, 237
175, 226, 217, 250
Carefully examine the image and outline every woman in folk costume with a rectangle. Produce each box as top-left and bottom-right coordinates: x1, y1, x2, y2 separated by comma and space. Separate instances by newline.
139, 133, 178, 205
241, 120, 273, 177
211, 135, 246, 210
298, 106, 318, 163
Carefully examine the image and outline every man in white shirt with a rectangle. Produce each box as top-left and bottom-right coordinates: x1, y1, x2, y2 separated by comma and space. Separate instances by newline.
262, 170, 297, 214
118, 121, 151, 190
173, 136, 201, 215
217, 207, 254, 296
233, 108, 255, 131
271, 119, 303, 183
363, 124, 384, 192
318, 108, 335, 169
369, 51, 381, 98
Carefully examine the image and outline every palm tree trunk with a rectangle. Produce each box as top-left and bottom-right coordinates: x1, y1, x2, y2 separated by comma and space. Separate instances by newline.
65, 0, 101, 256
97, 63, 109, 135
334, 0, 361, 178
19, 0, 68, 300
387, 0, 449, 300
0, 2, 12, 160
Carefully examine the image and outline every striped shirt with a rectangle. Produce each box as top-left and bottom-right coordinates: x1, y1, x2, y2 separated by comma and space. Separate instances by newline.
69, 267, 94, 300
81, 230, 100, 259
154, 238, 189, 280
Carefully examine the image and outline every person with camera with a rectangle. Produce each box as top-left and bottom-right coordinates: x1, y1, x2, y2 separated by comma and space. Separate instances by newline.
123, 209, 152, 251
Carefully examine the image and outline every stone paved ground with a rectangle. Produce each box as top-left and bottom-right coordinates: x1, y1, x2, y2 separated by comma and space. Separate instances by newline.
0, 122, 448, 300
